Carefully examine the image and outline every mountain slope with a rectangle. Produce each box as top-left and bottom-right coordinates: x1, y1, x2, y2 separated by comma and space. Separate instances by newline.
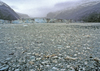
17, 13, 30, 19
47, 1, 100, 21
0, 1, 20, 21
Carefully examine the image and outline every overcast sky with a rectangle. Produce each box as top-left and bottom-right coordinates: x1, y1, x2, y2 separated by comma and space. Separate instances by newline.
1, 0, 94, 17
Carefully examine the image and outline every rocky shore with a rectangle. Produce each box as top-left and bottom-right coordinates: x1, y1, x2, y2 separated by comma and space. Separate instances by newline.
0, 23, 100, 71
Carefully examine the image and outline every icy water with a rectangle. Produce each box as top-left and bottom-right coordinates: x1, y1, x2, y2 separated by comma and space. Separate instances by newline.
0, 23, 100, 71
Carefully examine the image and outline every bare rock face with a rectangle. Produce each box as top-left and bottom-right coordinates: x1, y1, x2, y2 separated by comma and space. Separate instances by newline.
0, 1, 20, 21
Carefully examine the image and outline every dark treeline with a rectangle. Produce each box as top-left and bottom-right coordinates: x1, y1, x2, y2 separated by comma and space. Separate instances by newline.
82, 12, 100, 22
0, 10, 13, 21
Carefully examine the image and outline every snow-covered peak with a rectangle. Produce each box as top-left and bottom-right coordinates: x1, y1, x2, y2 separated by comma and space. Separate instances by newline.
0, 1, 9, 7
79, 0, 100, 7
0, 1, 4, 5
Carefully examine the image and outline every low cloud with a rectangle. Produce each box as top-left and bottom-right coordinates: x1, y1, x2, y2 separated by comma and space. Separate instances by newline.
2, 0, 98, 17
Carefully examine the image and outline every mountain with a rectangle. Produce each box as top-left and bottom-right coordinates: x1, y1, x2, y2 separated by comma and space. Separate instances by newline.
17, 13, 30, 19
47, 0, 100, 21
0, 1, 20, 21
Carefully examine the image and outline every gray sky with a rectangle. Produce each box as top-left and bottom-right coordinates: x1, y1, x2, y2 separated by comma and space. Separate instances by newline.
1, 0, 93, 17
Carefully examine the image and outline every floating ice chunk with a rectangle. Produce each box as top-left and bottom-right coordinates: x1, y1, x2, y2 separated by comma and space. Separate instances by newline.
66, 46, 70, 48
65, 56, 78, 60
23, 25, 28, 27
0, 66, 9, 71
52, 67, 58, 70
